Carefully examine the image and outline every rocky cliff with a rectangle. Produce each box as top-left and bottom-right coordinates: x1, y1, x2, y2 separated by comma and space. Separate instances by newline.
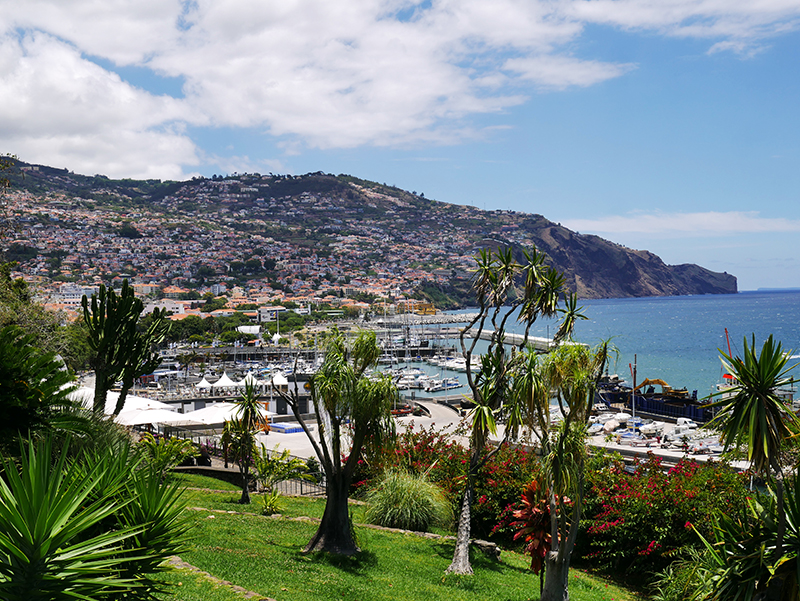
496, 216, 736, 299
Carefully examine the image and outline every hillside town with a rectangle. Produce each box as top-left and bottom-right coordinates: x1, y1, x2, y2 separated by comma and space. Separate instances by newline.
4, 169, 546, 325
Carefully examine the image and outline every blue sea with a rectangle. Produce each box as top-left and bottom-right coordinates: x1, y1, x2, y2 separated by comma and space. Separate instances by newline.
402, 290, 800, 401
523, 290, 800, 399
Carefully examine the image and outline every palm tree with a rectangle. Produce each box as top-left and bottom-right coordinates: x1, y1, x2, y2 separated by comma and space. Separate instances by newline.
273, 329, 397, 554
516, 342, 609, 601
447, 247, 565, 575
228, 381, 267, 504
708, 334, 800, 591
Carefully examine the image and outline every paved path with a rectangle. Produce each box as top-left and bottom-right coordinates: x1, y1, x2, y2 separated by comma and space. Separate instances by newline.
255, 402, 749, 472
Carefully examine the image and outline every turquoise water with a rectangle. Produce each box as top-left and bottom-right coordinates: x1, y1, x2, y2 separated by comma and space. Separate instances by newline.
406, 290, 800, 401
523, 290, 800, 399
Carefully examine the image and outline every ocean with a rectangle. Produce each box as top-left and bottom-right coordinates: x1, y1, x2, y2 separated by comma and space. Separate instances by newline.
398, 290, 800, 401
525, 289, 800, 399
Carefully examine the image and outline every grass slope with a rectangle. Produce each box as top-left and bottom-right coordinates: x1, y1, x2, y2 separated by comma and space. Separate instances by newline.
161, 475, 635, 601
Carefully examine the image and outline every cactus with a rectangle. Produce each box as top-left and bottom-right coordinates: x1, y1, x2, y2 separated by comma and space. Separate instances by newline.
82, 280, 170, 415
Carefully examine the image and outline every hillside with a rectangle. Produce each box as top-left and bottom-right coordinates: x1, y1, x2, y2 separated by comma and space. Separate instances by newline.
1, 159, 736, 307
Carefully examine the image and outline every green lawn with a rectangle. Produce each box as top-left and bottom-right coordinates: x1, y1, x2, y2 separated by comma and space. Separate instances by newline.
159, 473, 636, 601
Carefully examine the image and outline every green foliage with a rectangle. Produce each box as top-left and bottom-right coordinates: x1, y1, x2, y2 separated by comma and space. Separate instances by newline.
364, 469, 452, 532
253, 445, 311, 493
305, 456, 324, 484
665, 473, 800, 601
579, 452, 749, 584
82, 280, 171, 415
200, 297, 227, 313
709, 334, 800, 476
0, 435, 193, 601
137, 434, 197, 479
118, 222, 142, 239
116, 465, 192, 586
0, 438, 140, 601
650, 547, 713, 601
0, 263, 66, 357
0, 325, 82, 453
260, 490, 282, 516
226, 382, 267, 504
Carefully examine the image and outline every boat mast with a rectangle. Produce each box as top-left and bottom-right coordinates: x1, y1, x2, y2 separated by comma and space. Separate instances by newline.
630, 354, 637, 420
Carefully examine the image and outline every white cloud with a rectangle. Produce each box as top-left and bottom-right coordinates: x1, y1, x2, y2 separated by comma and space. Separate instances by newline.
504, 55, 637, 89
0, 32, 202, 179
566, 0, 800, 52
2, 0, 800, 174
562, 211, 800, 237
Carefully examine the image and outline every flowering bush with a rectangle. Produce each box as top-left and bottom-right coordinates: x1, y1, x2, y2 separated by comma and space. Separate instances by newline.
351, 421, 541, 538
472, 442, 541, 538
577, 451, 749, 583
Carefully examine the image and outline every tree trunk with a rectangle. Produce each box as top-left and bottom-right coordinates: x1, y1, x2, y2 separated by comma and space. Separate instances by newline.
92, 366, 109, 415
775, 477, 785, 557
239, 464, 251, 504
113, 383, 131, 416
541, 550, 570, 601
304, 473, 359, 555
446, 485, 474, 575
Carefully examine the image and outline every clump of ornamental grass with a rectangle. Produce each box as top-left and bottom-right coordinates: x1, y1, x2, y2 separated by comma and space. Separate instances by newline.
364, 469, 452, 532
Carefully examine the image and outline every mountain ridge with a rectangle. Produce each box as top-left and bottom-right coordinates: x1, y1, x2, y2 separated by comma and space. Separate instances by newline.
1, 159, 737, 307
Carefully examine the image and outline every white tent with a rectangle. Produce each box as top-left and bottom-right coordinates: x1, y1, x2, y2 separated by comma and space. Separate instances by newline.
195, 376, 213, 389
173, 402, 275, 427
211, 372, 237, 389
270, 372, 289, 387
116, 408, 197, 427
70, 387, 174, 415
237, 371, 269, 389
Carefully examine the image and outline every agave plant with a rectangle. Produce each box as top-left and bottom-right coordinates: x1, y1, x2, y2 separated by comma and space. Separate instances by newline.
0, 325, 82, 452
0, 436, 192, 601
0, 438, 140, 601
115, 464, 191, 592
686, 473, 800, 601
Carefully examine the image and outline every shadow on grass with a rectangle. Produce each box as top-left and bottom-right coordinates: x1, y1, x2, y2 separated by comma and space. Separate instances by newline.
301, 549, 379, 575
431, 539, 533, 576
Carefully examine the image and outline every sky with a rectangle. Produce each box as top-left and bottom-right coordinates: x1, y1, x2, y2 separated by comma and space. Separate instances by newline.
2, 0, 799, 291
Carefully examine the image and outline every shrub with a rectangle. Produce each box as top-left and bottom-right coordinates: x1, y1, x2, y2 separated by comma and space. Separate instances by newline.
0, 436, 191, 601
353, 422, 541, 539
364, 469, 452, 532
577, 451, 749, 584
252, 444, 311, 492
136, 433, 197, 479
261, 490, 282, 516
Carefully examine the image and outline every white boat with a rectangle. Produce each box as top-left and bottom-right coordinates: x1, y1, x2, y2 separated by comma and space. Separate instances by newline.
587, 422, 604, 435
423, 377, 463, 392
640, 421, 665, 436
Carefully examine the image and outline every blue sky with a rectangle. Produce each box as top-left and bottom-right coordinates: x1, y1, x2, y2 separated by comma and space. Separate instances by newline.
2, 1, 799, 291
